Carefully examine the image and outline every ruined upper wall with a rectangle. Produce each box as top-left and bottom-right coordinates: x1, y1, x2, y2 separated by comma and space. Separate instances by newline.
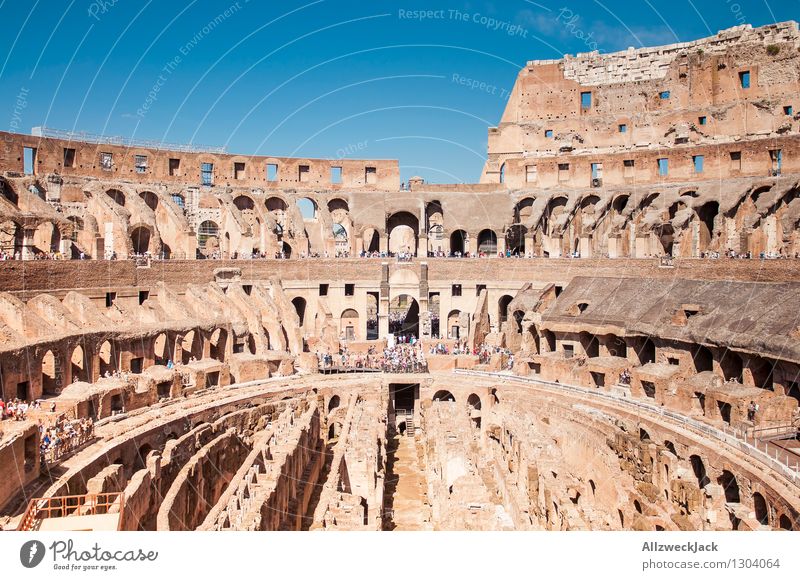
0, 131, 400, 191
483, 22, 800, 185
547, 22, 799, 86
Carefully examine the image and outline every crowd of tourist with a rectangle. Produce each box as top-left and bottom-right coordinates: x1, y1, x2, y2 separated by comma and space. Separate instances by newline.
318, 343, 428, 373
0, 398, 42, 421
39, 416, 94, 464
7, 245, 800, 262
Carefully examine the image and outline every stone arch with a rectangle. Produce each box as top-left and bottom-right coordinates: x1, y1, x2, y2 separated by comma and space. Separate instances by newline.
387, 211, 418, 255
98, 340, 116, 376
328, 198, 349, 214
719, 349, 743, 382
233, 195, 255, 211
446, 309, 462, 340
690, 455, 710, 488
432, 389, 455, 402
209, 328, 227, 362
153, 333, 168, 365
718, 470, 740, 503
779, 514, 793, 530
637, 337, 656, 365
340, 309, 359, 341
692, 345, 714, 373
197, 220, 219, 250
139, 191, 159, 211
328, 395, 341, 413
498, 295, 514, 324
389, 295, 419, 339
106, 188, 125, 206
180, 330, 199, 364
477, 229, 498, 254
71, 344, 89, 383
41, 350, 58, 396
134, 443, 153, 471
512, 310, 525, 333
362, 228, 379, 253
130, 225, 153, 254
296, 197, 317, 220
753, 492, 769, 525
291, 297, 307, 327
612, 194, 630, 214
450, 229, 467, 255
696, 201, 719, 251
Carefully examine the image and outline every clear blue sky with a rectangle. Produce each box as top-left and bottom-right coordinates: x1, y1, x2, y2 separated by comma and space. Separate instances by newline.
0, 0, 796, 183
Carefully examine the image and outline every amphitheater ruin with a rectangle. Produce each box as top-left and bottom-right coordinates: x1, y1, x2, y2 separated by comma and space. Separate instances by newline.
1, 22, 799, 532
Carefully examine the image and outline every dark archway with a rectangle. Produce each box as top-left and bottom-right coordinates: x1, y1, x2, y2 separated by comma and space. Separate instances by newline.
130, 226, 151, 254
753, 492, 769, 525
389, 295, 420, 339
498, 295, 514, 324
328, 395, 341, 413
450, 229, 467, 255
718, 470, 740, 503
432, 390, 455, 402
477, 229, 498, 254
693, 345, 713, 373
690, 455, 710, 488
292, 297, 307, 327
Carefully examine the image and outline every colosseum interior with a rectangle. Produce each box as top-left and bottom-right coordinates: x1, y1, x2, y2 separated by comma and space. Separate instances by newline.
1, 21, 799, 533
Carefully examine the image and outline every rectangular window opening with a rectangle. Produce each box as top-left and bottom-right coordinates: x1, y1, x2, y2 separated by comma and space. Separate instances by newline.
134, 154, 147, 174
63, 148, 76, 168
105, 292, 117, 308
451, 284, 462, 297
739, 70, 750, 89
138, 290, 149, 305
201, 162, 214, 186
525, 165, 537, 182
331, 166, 342, 184
234, 162, 245, 180
730, 151, 742, 171
100, 152, 113, 172
580, 91, 592, 109
298, 165, 310, 182
319, 283, 329, 296
365, 166, 377, 184
693, 155, 704, 173
169, 158, 180, 176
23, 147, 37, 175
618, 124, 627, 133
345, 283, 355, 296
266, 163, 278, 182
657, 158, 669, 177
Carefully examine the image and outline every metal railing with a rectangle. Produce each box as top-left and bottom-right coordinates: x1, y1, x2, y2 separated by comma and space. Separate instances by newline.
31, 126, 226, 154
17, 492, 124, 531
454, 369, 800, 488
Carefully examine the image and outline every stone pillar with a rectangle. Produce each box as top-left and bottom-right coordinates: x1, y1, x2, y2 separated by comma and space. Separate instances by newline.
417, 234, 427, 257
379, 262, 390, 337
524, 233, 535, 255
579, 237, 592, 258
380, 233, 388, 254
608, 235, 619, 258
21, 227, 36, 260
497, 234, 506, 256
419, 262, 430, 339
